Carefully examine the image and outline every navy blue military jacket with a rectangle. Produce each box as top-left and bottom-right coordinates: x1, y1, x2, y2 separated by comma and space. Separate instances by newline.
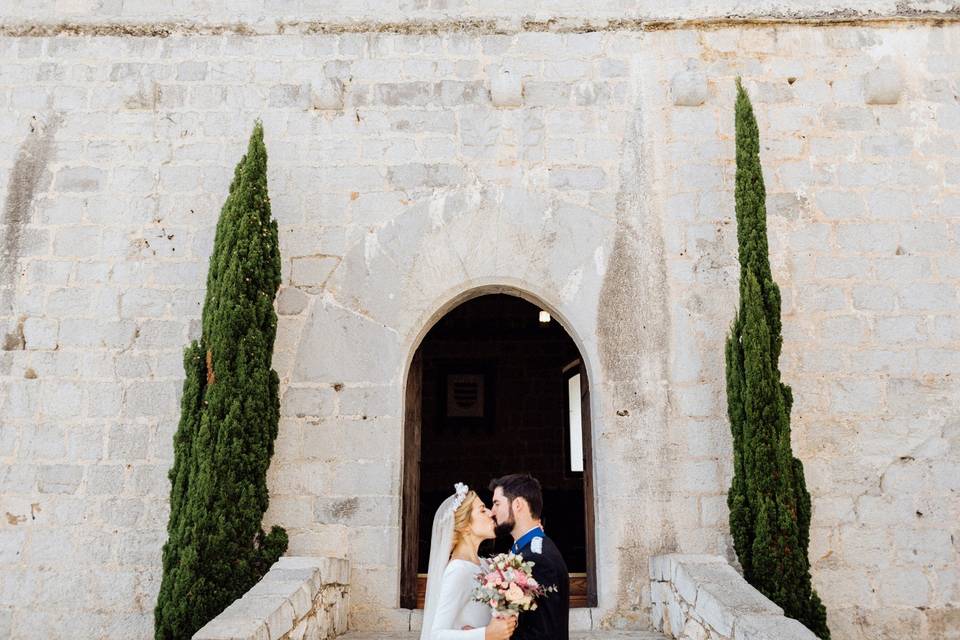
513, 532, 569, 640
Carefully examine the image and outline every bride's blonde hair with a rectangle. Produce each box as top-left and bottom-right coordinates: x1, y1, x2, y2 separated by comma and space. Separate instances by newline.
450, 490, 479, 551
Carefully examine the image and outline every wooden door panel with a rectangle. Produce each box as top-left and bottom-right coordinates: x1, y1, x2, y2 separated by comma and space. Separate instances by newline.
400, 351, 423, 609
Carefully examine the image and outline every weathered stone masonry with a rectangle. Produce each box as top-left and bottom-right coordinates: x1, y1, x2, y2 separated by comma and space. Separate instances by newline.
0, 2, 958, 639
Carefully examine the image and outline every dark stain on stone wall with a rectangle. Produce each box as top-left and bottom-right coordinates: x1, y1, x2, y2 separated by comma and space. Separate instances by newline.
597, 93, 676, 622
3, 317, 25, 351
2, 115, 59, 293
596, 113, 668, 386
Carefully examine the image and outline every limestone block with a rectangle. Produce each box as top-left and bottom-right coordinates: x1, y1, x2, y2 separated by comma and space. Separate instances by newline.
120, 288, 170, 318
697, 566, 781, 632
100, 497, 144, 527
22, 317, 58, 350
54, 166, 105, 192
830, 378, 882, 413
314, 496, 396, 527
107, 424, 149, 460
548, 166, 606, 190
651, 599, 664, 631
38, 464, 84, 494
275, 556, 325, 571
247, 580, 313, 624
0, 530, 27, 564
386, 163, 468, 190
568, 607, 592, 632
490, 67, 522, 108
325, 459, 394, 496
733, 613, 819, 640
323, 557, 350, 585
286, 615, 309, 640
864, 67, 903, 105
281, 386, 335, 419
21, 423, 64, 460
650, 555, 808, 640
573, 81, 602, 106
190, 554, 351, 640
673, 562, 702, 605
338, 386, 398, 418
192, 615, 270, 640
3, 380, 39, 419
85, 465, 126, 495
682, 618, 709, 640
333, 595, 348, 634
253, 596, 298, 639
40, 381, 83, 418
650, 555, 674, 581
672, 70, 708, 106
292, 302, 400, 384
523, 80, 570, 107
133, 319, 184, 349
898, 283, 955, 311
290, 256, 340, 288
815, 191, 865, 219
123, 381, 178, 417
269, 84, 310, 109
901, 221, 951, 253
667, 595, 685, 637
311, 78, 344, 111
177, 61, 207, 81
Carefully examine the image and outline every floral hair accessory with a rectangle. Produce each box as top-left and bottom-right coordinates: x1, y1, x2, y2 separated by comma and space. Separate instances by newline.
451, 482, 469, 513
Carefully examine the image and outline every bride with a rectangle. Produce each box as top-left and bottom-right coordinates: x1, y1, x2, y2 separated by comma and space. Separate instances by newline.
421, 483, 517, 640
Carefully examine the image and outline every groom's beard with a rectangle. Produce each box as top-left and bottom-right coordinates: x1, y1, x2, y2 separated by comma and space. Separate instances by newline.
494, 507, 515, 538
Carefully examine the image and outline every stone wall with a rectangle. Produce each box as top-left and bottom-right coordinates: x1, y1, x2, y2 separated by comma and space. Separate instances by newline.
650, 554, 818, 640
2, 0, 958, 27
193, 556, 349, 640
0, 7, 958, 640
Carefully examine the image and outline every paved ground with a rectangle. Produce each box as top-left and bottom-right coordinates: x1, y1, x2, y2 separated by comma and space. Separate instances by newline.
340, 632, 667, 639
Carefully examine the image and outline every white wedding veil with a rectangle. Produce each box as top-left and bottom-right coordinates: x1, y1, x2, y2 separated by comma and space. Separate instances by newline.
420, 483, 469, 640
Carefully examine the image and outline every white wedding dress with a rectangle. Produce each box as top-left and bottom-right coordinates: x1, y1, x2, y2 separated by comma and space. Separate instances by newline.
428, 558, 492, 640
420, 486, 493, 640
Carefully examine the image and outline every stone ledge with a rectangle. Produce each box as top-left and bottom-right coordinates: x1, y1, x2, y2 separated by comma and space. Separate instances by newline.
4, 6, 960, 38
650, 554, 818, 640
193, 556, 349, 640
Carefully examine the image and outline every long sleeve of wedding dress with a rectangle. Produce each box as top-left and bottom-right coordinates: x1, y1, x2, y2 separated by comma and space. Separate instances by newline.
428, 561, 488, 640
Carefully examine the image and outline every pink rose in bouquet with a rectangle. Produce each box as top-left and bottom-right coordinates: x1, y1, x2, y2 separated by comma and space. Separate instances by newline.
473, 552, 556, 617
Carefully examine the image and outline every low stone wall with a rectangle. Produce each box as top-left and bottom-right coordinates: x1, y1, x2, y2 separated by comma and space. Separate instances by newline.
650, 554, 818, 640
193, 556, 349, 640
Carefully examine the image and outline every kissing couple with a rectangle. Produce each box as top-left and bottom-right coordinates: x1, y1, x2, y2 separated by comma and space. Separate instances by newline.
420, 473, 570, 640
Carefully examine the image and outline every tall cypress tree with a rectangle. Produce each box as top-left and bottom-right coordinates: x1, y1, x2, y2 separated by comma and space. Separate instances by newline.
155, 122, 288, 639
725, 80, 830, 639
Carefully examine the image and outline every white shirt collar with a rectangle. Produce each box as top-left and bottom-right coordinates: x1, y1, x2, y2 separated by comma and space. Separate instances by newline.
515, 524, 542, 541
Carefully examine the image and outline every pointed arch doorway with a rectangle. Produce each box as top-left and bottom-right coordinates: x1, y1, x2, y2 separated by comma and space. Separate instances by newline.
400, 292, 597, 609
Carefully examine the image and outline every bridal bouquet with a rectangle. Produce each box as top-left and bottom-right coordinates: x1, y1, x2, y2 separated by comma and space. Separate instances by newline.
473, 552, 556, 616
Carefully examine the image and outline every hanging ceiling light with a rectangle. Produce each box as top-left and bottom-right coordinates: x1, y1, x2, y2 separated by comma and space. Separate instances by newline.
538, 310, 551, 323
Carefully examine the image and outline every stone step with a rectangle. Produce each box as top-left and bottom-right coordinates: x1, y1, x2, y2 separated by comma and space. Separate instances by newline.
341, 632, 666, 639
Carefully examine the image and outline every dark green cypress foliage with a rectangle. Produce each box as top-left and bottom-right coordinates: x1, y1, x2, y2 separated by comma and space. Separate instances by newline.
155, 122, 288, 639
725, 80, 830, 639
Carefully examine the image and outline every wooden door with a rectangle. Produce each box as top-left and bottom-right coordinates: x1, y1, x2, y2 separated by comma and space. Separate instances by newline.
400, 350, 422, 609
564, 359, 598, 607
580, 362, 598, 607
403, 351, 598, 609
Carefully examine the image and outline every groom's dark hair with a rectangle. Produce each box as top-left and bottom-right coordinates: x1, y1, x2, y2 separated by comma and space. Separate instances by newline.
489, 473, 543, 520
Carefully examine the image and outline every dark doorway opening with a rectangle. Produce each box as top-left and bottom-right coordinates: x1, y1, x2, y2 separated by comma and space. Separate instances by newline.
400, 293, 597, 609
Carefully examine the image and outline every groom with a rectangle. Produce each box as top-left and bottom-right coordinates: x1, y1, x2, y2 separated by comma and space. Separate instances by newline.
489, 473, 569, 640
